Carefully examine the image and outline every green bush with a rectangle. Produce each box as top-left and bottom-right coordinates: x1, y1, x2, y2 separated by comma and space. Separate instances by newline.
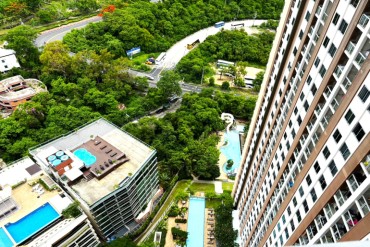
171, 227, 188, 241
62, 201, 81, 218
168, 205, 180, 217
221, 81, 230, 90
175, 218, 187, 223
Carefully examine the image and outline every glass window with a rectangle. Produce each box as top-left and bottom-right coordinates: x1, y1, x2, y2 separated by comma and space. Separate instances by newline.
311, 188, 317, 202
306, 174, 312, 186
314, 57, 320, 67
329, 160, 338, 176
323, 37, 330, 47
303, 200, 309, 213
311, 84, 317, 95
319, 175, 327, 190
291, 220, 295, 231
304, 101, 309, 111
332, 13, 340, 25
293, 197, 297, 207
297, 116, 302, 125
293, 47, 297, 55
319, 65, 327, 77
358, 86, 370, 103
323, 146, 331, 159
299, 186, 304, 197
345, 109, 355, 124
300, 92, 305, 101
353, 123, 365, 141
328, 44, 337, 57
305, 11, 311, 21
339, 20, 348, 34
314, 162, 320, 173
287, 206, 291, 216
299, 30, 304, 39
333, 129, 342, 143
297, 210, 302, 222
340, 143, 351, 160
306, 75, 312, 85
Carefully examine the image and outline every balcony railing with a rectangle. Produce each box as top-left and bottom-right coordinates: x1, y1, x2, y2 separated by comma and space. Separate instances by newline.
322, 12, 328, 22
324, 85, 333, 99
342, 77, 352, 91
308, 26, 314, 37
316, 6, 322, 16
358, 13, 370, 29
345, 41, 356, 55
334, 65, 344, 78
355, 52, 366, 67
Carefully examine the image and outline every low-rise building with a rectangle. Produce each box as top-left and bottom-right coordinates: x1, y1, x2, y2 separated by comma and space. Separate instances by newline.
0, 49, 20, 73
0, 157, 100, 247
0, 75, 47, 112
30, 118, 160, 240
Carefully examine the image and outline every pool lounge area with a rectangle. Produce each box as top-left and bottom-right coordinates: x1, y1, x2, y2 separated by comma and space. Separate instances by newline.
220, 125, 243, 173
0, 203, 60, 246
186, 197, 206, 247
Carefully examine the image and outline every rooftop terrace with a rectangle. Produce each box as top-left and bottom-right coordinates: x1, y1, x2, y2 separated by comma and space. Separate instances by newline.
30, 118, 155, 205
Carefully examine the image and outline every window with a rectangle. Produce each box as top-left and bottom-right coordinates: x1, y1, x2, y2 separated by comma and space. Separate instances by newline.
306, 75, 312, 85
333, 129, 342, 143
328, 44, 337, 57
1, 60, 5, 63
304, 101, 309, 111
353, 123, 365, 141
282, 214, 286, 224
4, 65, 8, 69
345, 109, 355, 124
299, 186, 304, 197
297, 210, 302, 222
299, 30, 304, 39
319, 175, 327, 190
300, 92, 305, 101
323, 37, 330, 47
290, 220, 295, 231
297, 116, 302, 125
293, 47, 297, 56
292, 129, 296, 138
311, 188, 317, 202
289, 121, 292, 128
340, 143, 351, 160
311, 84, 317, 95
358, 86, 370, 102
303, 200, 309, 213
319, 65, 327, 77
332, 13, 340, 25
314, 162, 320, 173
285, 228, 289, 239
305, 11, 311, 21
294, 107, 298, 115
306, 174, 312, 186
314, 57, 320, 67
329, 160, 338, 176
278, 222, 281, 231
293, 197, 297, 207
323, 146, 331, 159
287, 206, 291, 216
339, 20, 348, 34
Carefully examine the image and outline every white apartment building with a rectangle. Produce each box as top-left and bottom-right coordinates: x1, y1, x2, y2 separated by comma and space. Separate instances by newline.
233, 0, 370, 246
0, 49, 20, 73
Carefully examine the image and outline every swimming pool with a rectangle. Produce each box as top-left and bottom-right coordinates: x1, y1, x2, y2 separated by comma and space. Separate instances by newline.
186, 197, 205, 247
5, 203, 60, 244
73, 148, 96, 167
0, 228, 13, 247
220, 125, 243, 173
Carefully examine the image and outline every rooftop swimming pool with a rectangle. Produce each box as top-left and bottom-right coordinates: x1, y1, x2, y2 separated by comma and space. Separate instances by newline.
186, 197, 205, 247
4, 203, 60, 244
0, 228, 13, 247
73, 148, 96, 167
220, 125, 243, 173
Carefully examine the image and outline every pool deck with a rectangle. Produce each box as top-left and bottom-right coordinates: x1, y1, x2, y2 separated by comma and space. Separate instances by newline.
216, 133, 229, 180
0, 182, 59, 227
204, 208, 216, 247
165, 200, 189, 246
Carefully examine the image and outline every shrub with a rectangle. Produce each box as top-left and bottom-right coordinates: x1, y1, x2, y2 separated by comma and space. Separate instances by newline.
175, 218, 187, 223
171, 227, 188, 241
62, 201, 81, 218
221, 81, 230, 90
168, 205, 180, 217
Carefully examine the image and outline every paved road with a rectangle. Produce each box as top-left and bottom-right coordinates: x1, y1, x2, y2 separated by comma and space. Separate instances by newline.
35, 16, 102, 47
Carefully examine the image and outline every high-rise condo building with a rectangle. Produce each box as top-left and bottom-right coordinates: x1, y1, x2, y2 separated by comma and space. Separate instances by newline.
233, 0, 370, 246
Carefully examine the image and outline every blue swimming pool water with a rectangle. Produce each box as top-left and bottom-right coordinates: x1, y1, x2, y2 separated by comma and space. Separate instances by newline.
220, 125, 243, 173
5, 203, 60, 244
0, 228, 13, 247
74, 148, 96, 167
186, 197, 205, 247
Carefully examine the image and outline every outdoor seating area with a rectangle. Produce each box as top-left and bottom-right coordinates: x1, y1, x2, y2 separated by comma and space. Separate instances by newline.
73, 136, 130, 180
205, 208, 216, 246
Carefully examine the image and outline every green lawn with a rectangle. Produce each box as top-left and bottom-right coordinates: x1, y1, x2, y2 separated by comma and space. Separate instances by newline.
222, 182, 234, 193
189, 182, 215, 194
206, 198, 223, 209
131, 52, 160, 64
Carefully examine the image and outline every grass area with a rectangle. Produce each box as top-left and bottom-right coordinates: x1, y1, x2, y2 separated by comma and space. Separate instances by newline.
222, 182, 234, 192
131, 52, 160, 64
189, 182, 215, 194
205, 198, 223, 209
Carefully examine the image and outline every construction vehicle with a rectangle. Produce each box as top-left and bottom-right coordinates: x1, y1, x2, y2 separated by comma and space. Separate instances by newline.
187, 39, 200, 50
145, 57, 156, 65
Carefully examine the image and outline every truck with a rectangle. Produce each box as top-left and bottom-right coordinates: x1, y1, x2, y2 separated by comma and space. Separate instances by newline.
214, 21, 225, 28
187, 39, 200, 50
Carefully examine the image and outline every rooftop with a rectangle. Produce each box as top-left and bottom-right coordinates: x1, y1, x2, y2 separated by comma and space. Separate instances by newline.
30, 118, 155, 205
0, 48, 15, 58
0, 75, 23, 92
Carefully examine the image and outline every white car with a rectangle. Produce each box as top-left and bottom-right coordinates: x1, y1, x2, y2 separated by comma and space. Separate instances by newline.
146, 75, 155, 81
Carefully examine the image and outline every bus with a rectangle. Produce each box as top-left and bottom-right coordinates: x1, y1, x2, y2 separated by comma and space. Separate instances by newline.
231, 23, 245, 29
214, 21, 225, 28
155, 52, 166, 64
217, 59, 235, 68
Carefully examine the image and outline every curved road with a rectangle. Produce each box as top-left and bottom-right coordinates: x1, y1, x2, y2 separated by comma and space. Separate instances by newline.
36, 18, 266, 92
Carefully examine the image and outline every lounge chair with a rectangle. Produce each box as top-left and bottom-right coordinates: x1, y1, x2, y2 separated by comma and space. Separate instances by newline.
108, 159, 113, 164
94, 141, 101, 146
100, 165, 105, 171
100, 145, 107, 150
110, 152, 117, 157
104, 161, 109, 167
105, 149, 112, 154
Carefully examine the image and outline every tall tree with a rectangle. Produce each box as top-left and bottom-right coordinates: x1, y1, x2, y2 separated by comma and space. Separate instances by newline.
157, 71, 182, 101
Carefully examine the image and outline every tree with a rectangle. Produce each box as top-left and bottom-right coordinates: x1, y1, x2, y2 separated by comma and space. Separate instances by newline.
221, 81, 230, 90
4, 25, 39, 69
209, 77, 215, 86
253, 71, 264, 92
226, 159, 234, 169
157, 71, 182, 101
40, 41, 72, 77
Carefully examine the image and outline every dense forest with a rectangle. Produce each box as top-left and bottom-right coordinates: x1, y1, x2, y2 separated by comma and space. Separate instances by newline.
0, 0, 280, 183
63, 0, 284, 56
176, 30, 274, 82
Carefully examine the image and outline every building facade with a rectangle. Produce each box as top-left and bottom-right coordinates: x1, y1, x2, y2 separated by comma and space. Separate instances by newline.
0, 48, 20, 73
233, 0, 370, 246
30, 119, 160, 240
